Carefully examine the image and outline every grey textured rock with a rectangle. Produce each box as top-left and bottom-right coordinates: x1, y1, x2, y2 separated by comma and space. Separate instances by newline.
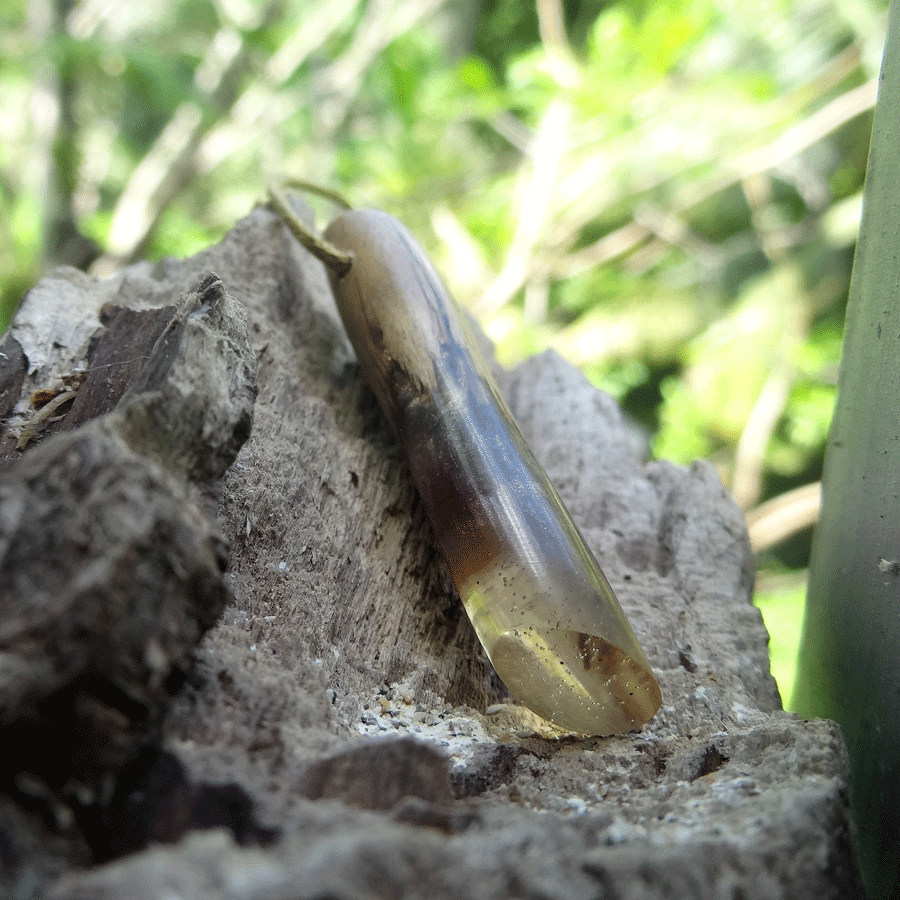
1, 205, 863, 899
47, 831, 294, 900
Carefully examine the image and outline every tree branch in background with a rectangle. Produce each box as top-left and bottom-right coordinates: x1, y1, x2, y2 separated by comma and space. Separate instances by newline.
199, 0, 446, 186
729, 175, 808, 511
312, 0, 448, 141
98, 26, 249, 266
682, 78, 878, 210
533, 23, 871, 269
745, 481, 822, 553
196, 0, 359, 176
475, 0, 576, 318
42, 0, 99, 270
100, 103, 204, 264
625, 202, 719, 275
476, 100, 570, 317
487, 111, 532, 154
732, 360, 797, 509
89, 0, 450, 272
536, 0, 579, 88
548, 77, 877, 282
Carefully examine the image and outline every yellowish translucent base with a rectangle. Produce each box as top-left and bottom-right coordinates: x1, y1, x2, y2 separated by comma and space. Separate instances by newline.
323, 208, 661, 736
463, 557, 661, 736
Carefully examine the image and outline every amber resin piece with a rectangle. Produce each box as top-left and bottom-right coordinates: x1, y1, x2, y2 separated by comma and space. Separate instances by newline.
324, 208, 661, 735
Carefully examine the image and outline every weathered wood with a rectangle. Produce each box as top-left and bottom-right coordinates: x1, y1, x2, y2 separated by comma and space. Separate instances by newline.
1, 205, 863, 899
0, 272, 257, 885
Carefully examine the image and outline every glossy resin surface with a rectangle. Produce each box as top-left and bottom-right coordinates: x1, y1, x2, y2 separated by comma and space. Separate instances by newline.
324, 208, 661, 735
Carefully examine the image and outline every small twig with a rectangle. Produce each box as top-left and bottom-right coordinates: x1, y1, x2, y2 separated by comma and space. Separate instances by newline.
266, 180, 353, 276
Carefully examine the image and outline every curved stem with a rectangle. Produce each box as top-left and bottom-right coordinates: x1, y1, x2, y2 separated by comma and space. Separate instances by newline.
266, 180, 353, 276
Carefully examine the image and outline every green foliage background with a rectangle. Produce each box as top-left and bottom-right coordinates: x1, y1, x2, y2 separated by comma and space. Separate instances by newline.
0, 0, 889, 704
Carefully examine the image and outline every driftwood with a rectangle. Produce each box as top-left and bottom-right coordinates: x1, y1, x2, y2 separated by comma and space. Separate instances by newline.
0, 205, 863, 898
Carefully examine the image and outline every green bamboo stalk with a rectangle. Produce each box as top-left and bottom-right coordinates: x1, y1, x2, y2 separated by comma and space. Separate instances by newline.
793, 4, 900, 897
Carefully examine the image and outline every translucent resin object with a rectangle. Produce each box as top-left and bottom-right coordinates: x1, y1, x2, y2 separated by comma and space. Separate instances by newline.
324, 209, 661, 735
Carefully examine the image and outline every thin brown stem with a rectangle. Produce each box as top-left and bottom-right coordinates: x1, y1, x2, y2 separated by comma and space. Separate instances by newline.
266, 181, 353, 276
